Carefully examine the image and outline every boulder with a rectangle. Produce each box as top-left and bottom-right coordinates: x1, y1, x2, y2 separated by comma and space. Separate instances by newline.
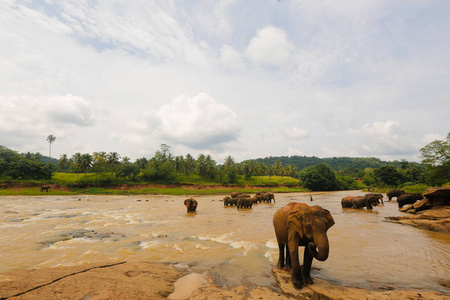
423, 187, 450, 206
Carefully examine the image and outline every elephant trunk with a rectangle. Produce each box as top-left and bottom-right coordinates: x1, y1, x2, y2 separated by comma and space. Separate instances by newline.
308, 233, 330, 261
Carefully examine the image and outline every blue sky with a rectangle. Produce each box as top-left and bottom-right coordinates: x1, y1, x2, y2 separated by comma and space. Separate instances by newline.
0, 0, 449, 163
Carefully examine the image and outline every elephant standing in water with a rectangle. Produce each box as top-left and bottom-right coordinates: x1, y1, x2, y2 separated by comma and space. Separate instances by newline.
184, 198, 198, 212
397, 193, 423, 208
341, 194, 378, 209
387, 189, 405, 201
273, 202, 334, 289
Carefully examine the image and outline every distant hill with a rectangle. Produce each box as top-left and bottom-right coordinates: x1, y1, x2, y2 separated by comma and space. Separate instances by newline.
250, 155, 419, 171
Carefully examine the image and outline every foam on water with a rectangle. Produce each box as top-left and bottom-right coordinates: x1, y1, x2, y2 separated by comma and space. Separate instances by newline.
140, 240, 161, 249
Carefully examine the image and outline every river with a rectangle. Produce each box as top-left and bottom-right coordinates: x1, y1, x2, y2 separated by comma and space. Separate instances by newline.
0, 191, 449, 293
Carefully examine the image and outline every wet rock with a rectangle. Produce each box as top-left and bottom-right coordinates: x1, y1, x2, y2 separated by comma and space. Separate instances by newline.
399, 198, 433, 213
423, 187, 450, 206
272, 268, 449, 300
39, 230, 127, 246
386, 207, 450, 233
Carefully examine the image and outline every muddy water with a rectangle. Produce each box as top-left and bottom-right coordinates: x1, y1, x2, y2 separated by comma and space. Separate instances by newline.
1, 191, 449, 293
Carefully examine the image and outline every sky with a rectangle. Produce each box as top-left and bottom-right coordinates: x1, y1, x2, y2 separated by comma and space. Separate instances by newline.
0, 0, 449, 164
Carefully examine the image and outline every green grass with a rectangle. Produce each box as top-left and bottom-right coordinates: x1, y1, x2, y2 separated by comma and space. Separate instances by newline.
0, 172, 306, 195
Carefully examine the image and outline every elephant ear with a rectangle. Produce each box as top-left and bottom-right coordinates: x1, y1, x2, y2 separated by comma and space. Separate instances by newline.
287, 211, 305, 238
323, 209, 335, 230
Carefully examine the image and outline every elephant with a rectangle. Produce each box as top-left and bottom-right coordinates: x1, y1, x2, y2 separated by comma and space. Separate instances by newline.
40, 186, 51, 192
273, 202, 334, 289
237, 197, 253, 209
262, 192, 275, 203
387, 189, 405, 201
223, 196, 232, 206
366, 193, 384, 204
351, 195, 376, 209
184, 198, 198, 212
231, 192, 242, 198
341, 196, 355, 208
397, 193, 423, 208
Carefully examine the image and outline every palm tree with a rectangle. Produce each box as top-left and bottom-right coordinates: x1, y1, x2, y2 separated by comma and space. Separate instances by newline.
106, 152, 120, 178
58, 154, 70, 172
71, 153, 82, 179
80, 153, 93, 178
46, 135, 56, 158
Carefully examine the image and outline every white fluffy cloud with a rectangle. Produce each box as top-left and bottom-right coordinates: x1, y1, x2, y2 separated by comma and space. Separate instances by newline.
134, 93, 241, 150
245, 26, 293, 67
0, 94, 94, 133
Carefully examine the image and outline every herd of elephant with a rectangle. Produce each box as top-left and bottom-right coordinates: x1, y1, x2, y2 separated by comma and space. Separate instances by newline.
183, 191, 275, 213
223, 191, 275, 209
341, 189, 424, 210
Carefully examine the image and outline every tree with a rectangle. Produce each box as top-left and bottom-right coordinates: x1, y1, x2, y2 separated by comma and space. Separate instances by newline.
58, 154, 70, 172
116, 163, 140, 180
71, 153, 82, 178
299, 163, 340, 191
80, 153, 93, 178
141, 144, 176, 182
46, 135, 56, 158
374, 166, 403, 187
420, 132, 450, 166
420, 132, 450, 185
106, 152, 120, 178
92, 152, 107, 178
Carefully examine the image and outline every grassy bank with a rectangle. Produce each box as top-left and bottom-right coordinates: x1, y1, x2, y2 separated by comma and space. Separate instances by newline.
0, 173, 307, 196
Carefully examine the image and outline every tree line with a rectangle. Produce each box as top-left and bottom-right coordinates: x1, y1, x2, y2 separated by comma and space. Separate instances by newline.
1, 132, 449, 190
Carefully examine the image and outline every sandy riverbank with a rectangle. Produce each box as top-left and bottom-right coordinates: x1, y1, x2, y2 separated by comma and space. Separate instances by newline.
1, 261, 448, 300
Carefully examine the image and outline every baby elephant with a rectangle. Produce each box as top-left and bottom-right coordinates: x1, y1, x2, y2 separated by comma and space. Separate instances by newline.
184, 198, 198, 212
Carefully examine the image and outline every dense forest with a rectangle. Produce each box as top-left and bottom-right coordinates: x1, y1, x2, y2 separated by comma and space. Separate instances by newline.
1, 132, 449, 191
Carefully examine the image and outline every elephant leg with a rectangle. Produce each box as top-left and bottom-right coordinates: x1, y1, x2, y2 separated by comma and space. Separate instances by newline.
289, 247, 303, 289
277, 243, 285, 268
285, 244, 292, 269
302, 245, 314, 285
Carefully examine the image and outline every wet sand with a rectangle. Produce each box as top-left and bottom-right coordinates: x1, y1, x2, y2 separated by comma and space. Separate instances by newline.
0, 261, 448, 300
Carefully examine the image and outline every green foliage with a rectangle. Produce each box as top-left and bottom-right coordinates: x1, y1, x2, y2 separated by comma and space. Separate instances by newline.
299, 163, 340, 191
374, 165, 403, 187
116, 163, 141, 180
0, 146, 53, 180
420, 132, 450, 185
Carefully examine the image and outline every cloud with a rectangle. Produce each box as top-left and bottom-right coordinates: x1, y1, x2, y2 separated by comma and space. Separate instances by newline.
422, 133, 445, 144
283, 126, 310, 140
133, 93, 241, 150
0, 94, 94, 134
245, 26, 293, 67
349, 120, 417, 157
220, 45, 246, 71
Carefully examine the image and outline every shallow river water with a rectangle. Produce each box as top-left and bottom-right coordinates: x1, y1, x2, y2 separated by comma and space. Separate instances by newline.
1, 191, 449, 293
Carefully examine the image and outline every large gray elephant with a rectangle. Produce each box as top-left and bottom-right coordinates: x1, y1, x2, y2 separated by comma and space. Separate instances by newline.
341, 196, 355, 208
397, 193, 423, 208
365, 193, 384, 204
273, 202, 334, 289
387, 189, 405, 201
352, 194, 377, 209
237, 197, 253, 209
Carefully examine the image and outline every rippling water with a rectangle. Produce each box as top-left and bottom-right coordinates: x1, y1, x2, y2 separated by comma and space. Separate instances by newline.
1, 191, 449, 293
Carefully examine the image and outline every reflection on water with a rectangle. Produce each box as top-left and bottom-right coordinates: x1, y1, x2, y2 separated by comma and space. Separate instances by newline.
0, 191, 449, 293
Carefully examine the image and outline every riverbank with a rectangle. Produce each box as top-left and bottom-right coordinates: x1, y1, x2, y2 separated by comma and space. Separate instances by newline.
0, 182, 307, 196
0, 261, 448, 300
